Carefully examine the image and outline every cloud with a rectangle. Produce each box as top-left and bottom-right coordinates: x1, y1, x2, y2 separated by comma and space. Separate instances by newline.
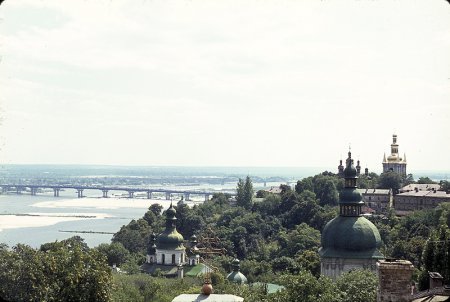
0, 0, 449, 170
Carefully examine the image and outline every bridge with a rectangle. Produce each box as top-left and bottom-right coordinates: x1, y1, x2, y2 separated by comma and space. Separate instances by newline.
0, 184, 236, 201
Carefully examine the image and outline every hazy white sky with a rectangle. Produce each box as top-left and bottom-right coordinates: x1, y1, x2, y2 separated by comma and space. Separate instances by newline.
0, 0, 449, 172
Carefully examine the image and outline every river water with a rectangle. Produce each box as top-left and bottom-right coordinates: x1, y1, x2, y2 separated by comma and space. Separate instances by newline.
0, 181, 284, 248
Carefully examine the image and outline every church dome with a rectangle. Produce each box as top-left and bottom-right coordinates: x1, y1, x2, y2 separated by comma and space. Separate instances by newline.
339, 188, 362, 204
166, 204, 177, 218
343, 158, 357, 179
157, 228, 185, 250
226, 259, 247, 284
157, 203, 185, 250
387, 154, 399, 161
319, 216, 383, 259
320, 150, 383, 260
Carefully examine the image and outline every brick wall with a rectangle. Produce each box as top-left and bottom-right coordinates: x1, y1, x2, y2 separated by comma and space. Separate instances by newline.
377, 260, 414, 302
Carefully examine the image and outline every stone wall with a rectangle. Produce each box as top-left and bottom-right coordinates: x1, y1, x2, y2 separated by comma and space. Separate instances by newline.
377, 260, 414, 302
320, 257, 378, 280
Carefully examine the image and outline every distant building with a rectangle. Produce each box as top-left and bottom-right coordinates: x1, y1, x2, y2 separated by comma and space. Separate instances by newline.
377, 259, 450, 302
265, 186, 282, 194
400, 183, 441, 193
383, 134, 407, 176
142, 204, 212, 277
338, 160, 344, 177
394, 189, 450, 214
319, 151, 384, 279
143, 203, 187, 277
411, 272, 450, 302
358, 188, 393, 213
338, 158, 361, 176
187, 235, 200, 266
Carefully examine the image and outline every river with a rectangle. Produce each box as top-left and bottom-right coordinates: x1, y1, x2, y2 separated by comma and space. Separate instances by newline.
0, 181, 284, 248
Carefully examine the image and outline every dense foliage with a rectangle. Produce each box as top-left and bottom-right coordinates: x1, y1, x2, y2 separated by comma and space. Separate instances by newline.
2, 171, 449, 301
109, 172, 450, 295
0, 237, 112, 302
112, 174, 341, 283
109, 269, 378, 302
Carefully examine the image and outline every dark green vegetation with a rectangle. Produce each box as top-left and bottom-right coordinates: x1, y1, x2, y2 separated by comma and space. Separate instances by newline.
1, 171, 449, 301
108, 269, 378, 302
0, 237, 112, 301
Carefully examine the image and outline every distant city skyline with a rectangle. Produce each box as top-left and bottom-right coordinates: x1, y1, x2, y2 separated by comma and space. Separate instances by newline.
0, 1, 449, 171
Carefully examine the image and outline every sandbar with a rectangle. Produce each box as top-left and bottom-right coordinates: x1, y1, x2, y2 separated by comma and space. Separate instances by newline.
0, 212, 112, 232
31, 197, 174, 210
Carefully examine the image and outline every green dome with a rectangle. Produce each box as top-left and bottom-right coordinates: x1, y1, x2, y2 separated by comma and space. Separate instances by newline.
319, 216, 383, 259
227, 271, 248, 284
157, 228, 185, 250
227, 259, 247, 284
339, 188, 364, 204
344, 155, 357, 179
166, 205, 177, 218
156, 203, 185, 250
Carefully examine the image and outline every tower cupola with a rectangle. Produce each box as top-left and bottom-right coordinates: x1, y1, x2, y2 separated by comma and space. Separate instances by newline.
319, 147, 383, 279
382, 134, 407, 176
340, 151, 364, 216
157, 202, 184, 250
226, 259, 247, 284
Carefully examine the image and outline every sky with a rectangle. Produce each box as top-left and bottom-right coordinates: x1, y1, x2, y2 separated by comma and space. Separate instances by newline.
0, 0, 449, 172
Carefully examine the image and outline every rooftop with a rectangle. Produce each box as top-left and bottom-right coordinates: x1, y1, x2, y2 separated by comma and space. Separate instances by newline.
396, 190, 449, 198
357, 188, 391, 195
401, 184, 441, 192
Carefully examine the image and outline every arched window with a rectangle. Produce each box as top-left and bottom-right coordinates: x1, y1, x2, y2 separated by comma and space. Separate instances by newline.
172, 254, 176, 264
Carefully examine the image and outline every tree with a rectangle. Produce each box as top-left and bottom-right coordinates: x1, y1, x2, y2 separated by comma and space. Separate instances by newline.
0, 240, 112, 302
149, 203, 163, 216
244, 176, 254, 209
96, 242, 131, 267
143, 210, 158, 225
440, 180, 450, 193
417, 177, 437, 184
279, 184, 292, 195
278, 223, 321, 258
295, 177, 314, 194
236, 176, 254, 209
271, 256, 298, 274
403, 174, 415, 186
289, 191, 320, 227
296, 250, 321, 277
420, 224, 450, 290
253, 193, 281, 216
112, 219, 153, 253
378, 171, 402, 192
273, 270, 342, 302
236, 178, 245, 206
313, 176, 339, 206
336, 270, 378, 302
256, 189, 269, 198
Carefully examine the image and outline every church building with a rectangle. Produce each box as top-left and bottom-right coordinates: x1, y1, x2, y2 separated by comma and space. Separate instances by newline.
143, 203, 213, 278
382, 134, 407, 176
143, 203, 187, 276
319, 151, 384, 279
